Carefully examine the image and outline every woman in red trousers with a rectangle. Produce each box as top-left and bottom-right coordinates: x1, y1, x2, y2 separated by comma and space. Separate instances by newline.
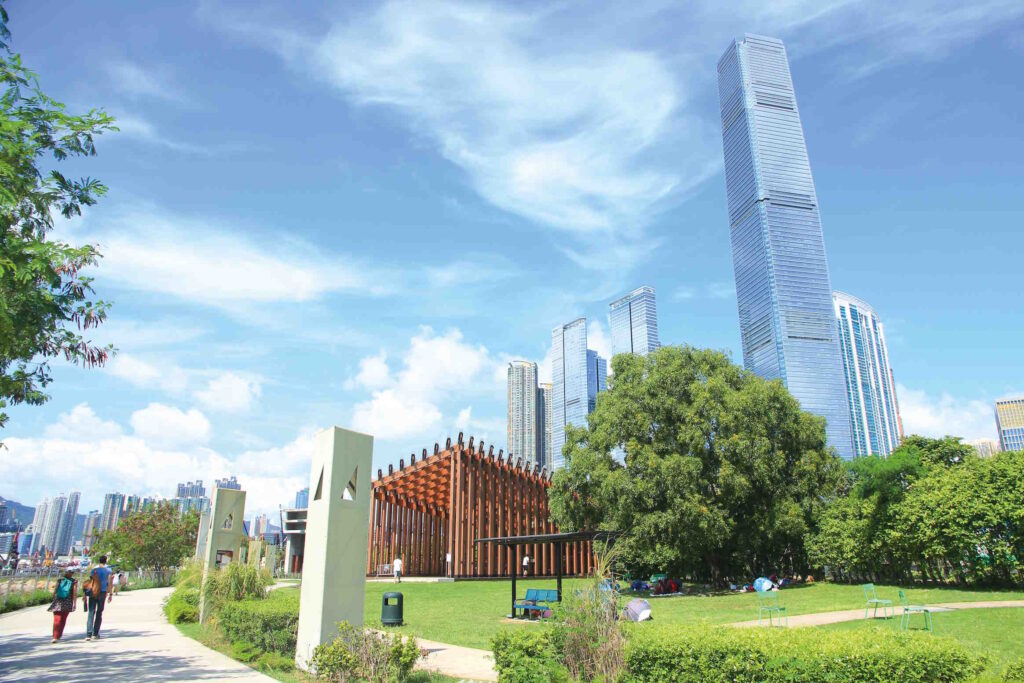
46, 569, 78, 643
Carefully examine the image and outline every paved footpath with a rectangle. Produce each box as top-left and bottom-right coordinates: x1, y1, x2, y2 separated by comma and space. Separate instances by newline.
730, 599, 1024, 628
0, 586, 273, 682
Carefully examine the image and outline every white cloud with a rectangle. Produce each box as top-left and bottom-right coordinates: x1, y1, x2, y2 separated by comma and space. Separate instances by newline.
673, 286, 696, 301
587, 320, 612, 363
707, 282, 736, 299
105, 60, 187, 102
130, 403, 212, 446
113, 114, 208, 154
1, 407, 315, 517
44, 404, 123, 442
194, 372, 263, 413
85, 206, 391, 307
345, 351, 392, 390
107, 353, 189, 394
896, 384, 997, 441
350, 327, 505, 441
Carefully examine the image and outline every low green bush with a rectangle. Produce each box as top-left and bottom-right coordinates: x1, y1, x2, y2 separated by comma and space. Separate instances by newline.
219, 589, 299, 657
491, 629, 569, 683
164, 587, 200, 624
255, 651, 294, 673
231, 640, 260, 663
622, 625, 984, 683
1003, 657, 1024, 681
0, 589, 54, 614
202, 562, 271, 618
310, 621, 420, 682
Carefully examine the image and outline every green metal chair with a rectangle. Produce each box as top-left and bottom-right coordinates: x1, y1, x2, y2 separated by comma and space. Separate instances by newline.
898, 589, 932, 631
756, 588, 788, 627
862, 583, 894, 619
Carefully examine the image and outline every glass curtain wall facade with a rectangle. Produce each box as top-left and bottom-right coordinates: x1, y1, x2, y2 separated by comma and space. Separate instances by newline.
717, 34, 853, 458
609, 286, 661, 357
507, 360, 540, 465
539, 383, 552, 468
833, 292, 903, 456
587, 350, 607, 412
995, 396, 1024, 452
551, 319, 588, 470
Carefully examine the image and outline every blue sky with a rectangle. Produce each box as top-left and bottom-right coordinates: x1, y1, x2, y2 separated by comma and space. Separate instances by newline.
4, 0, 1023, 516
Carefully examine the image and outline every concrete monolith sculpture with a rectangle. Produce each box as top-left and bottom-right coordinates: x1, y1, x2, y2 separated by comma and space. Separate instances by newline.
198, 487, 247, 622
295, 427, 373, 671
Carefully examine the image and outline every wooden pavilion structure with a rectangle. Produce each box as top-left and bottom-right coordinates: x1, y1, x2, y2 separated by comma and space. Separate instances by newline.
366, 433, 595, 578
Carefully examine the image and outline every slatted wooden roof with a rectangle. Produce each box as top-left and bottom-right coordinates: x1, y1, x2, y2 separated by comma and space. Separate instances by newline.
371, 432, 552, 511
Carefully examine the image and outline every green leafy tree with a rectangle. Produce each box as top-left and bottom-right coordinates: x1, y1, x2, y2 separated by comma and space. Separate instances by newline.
548, 346, 845, 584
0, 2, 115, 436
92, 503, 198, 571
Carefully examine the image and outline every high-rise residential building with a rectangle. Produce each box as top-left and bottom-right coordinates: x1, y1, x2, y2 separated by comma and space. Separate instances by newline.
551, 319, 608, 470
173, 480, 209, 516
54, 491, 80, 555
609, 286, 661, 358
39, 494, 66, 554
717, 34, 853, 458
294, 487, 309, 509
215, 476, 241, 490
538, 383, 552, 469
833, 292, 903, 456
995, 396, 1024, 452
507, 360, 540, 466
82, 510, 102, 547
100, 493, 126, 533
176, 480, 206, 498
968, 438, 1001, 458
29, 498, 49, 554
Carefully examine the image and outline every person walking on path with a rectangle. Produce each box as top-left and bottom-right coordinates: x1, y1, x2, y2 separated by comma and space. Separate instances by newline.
46, 569, 77, 643
393, 556, 403, 583
522, 554, 530, 577
85, 555, 113, 640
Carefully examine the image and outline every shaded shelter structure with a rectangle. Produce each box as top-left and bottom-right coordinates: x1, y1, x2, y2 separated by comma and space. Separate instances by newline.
474, 530, 622, 615
367, 433, 595, 577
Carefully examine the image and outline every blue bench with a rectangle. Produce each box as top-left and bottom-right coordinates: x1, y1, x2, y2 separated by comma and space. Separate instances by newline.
514, 588, 559, 619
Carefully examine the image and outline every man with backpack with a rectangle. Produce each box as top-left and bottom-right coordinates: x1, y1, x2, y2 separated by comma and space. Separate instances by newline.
84, 555, 113, 640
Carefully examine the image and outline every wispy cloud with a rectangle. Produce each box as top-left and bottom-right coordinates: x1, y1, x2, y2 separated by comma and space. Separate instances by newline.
896, 384, 998, 441
114, 114, 209, 154
105, 60, 190, 103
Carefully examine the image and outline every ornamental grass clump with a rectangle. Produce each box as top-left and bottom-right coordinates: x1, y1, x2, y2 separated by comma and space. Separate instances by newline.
310, 621, 420, 683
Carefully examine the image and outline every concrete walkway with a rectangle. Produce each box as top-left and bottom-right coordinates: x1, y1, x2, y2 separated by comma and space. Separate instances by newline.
730, 599, 1024, 628
0, 587, 273, 682
416, 637, 497, 682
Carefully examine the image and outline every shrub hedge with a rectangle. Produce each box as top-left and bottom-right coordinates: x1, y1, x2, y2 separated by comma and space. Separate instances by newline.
164, 587, 200, 624
491, 629, 569, 683
0, 589, 53, 615
1004, 657, 1024, 681
621, 625, 984, 683
218, 589, 299, 657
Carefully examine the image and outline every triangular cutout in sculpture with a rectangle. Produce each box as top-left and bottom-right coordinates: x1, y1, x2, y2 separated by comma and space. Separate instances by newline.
313, 466, 324, 501
343, 466, 358, 502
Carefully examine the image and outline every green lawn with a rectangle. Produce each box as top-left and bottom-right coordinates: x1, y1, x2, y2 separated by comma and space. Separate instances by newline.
357, 579, 1024, 650
819, 607, 1024, 681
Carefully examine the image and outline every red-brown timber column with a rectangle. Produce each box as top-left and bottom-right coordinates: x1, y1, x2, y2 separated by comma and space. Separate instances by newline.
468, 452, 477, 576
452, 448, 463, 577
446, 450, 457, 577
497, 461, 506, 576
415, 505, 423, 576
532, 476, 540, 572
477, 455, 486, 576
487, 459, 496, 575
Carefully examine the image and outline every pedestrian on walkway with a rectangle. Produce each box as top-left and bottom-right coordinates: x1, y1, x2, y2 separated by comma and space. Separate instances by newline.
46, 569, 77, 643
522, 554, 530, 577
393, 556, 403, 583
85, 555, 113, 640
111, 570, 121, 596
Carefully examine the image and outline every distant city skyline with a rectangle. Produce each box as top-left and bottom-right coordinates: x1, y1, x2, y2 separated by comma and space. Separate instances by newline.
718, 34, 853, 458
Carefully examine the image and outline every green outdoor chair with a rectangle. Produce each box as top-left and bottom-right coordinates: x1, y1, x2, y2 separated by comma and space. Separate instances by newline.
862, 583, 894, 620
898, 589, 932, 632
756, 588, 788, 627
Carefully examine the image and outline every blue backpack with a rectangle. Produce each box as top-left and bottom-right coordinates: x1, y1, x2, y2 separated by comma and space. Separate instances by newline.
56, 577, 73, 599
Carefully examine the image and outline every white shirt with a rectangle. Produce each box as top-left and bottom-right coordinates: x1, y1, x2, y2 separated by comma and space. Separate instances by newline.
393, 559, 403, 572
522, 556, 529, 566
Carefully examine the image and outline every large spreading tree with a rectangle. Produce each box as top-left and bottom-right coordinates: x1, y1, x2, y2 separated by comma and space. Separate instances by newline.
548, 345, 844, 584
91, 503, 199, 571
0, 2, 115, 438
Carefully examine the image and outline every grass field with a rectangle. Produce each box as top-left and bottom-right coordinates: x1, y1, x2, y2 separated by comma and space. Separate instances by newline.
358, 579, 1024, 649
820, 607, 1024, 681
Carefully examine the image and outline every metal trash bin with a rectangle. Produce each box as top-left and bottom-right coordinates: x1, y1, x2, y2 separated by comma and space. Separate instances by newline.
382, 592, 404, 626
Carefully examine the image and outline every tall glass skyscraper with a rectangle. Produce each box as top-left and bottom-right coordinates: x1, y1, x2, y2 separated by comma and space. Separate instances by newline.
609, 286, 661, 357
995, 396, 1024, 452
551, 319, 606, 469
539, 382, 552, 468
834, 292, 903, 456
717, 34, 853, 458
507, 360, 541, 465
